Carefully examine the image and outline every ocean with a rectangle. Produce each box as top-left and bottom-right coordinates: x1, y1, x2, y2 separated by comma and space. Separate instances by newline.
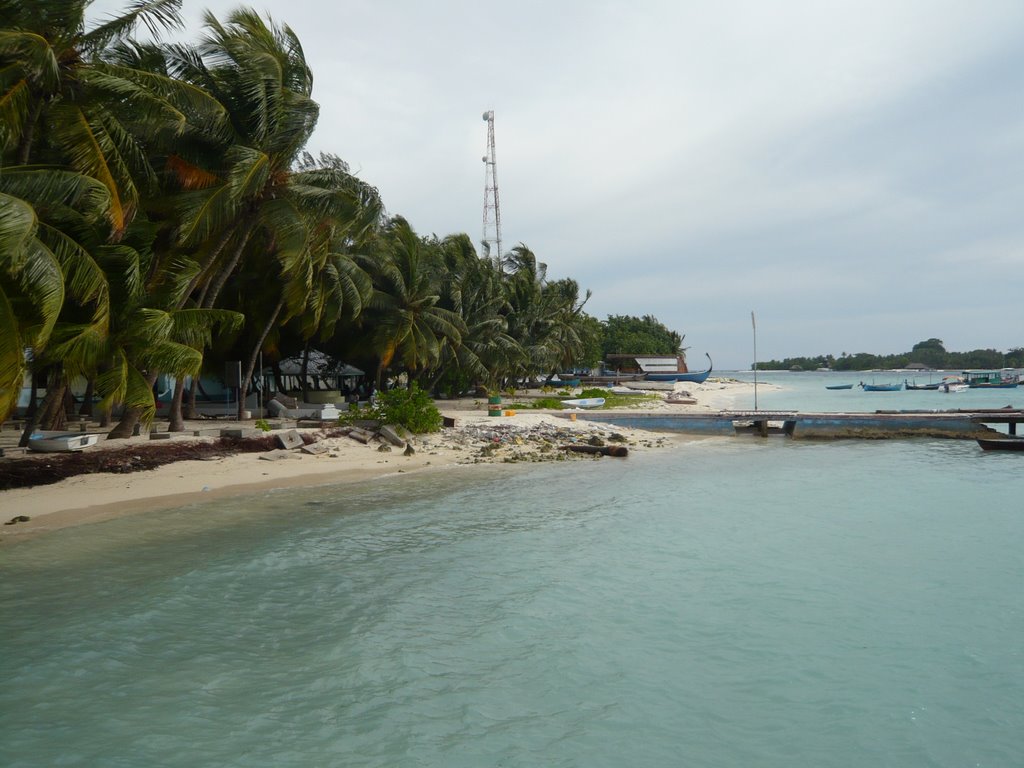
3, 372, 1023, 767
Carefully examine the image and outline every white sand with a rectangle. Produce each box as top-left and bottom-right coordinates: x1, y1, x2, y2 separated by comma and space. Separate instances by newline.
0, 378, 761, 542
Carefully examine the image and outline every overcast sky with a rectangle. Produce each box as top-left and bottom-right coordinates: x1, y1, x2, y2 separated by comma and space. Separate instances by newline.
90, 0, 1024, 368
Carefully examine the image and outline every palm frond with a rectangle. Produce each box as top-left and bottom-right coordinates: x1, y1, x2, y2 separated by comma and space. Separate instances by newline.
83, 0, 184, 52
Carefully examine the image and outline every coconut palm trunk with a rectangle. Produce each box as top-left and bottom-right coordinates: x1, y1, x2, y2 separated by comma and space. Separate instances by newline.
237, 297, 285, 420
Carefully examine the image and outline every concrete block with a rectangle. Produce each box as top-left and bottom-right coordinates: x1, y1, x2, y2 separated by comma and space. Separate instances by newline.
275, 429, 304, 450
379, 425, 407, 448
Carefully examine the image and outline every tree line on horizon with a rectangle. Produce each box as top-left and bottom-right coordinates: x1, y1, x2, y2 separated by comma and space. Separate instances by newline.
0, 1, 687, 439
756, 338, 1024, 371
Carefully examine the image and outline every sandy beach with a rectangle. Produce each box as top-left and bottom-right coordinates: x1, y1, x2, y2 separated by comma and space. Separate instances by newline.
0, 378, 758, 543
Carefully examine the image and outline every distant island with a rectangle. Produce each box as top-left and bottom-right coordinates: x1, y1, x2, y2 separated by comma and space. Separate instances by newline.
756, 338, 1024, 371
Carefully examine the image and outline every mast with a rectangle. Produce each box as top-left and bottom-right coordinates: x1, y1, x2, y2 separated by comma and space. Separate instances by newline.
481, 110, 502, 271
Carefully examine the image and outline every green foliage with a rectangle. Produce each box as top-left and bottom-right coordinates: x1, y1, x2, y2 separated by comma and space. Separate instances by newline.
368, 384, 442, 433
601, 314, 684, 357
254, 418, 271, 432
757, 340, 1021, 371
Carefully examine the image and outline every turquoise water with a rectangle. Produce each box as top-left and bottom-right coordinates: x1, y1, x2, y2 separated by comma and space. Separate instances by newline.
723, 369, 1024, 415
4, 380, 1024, 766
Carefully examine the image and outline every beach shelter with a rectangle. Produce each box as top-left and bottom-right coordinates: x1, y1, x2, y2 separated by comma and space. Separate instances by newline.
267, 350, 364, 393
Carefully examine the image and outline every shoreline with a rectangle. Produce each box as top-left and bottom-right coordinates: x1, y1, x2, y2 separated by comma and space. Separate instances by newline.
0, 379, 757, 544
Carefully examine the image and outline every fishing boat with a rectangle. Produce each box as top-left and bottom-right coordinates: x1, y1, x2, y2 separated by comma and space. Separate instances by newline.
963, 370, 1021, 388
940, 383, 969, 393
28, 431, 100, 452
977, 436, 1024, 452
560, 397, 605, 409
860, 382, 903, 392
643, 353, 713, 383
577, 372, 647, 385
904, 379, 940, 390
825, 384, 854, 390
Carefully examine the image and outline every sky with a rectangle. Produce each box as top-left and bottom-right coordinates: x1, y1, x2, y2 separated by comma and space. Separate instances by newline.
88, 0, 1024, 368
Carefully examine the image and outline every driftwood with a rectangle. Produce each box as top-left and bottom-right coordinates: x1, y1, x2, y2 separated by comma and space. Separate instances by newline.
561, 444, 628, 457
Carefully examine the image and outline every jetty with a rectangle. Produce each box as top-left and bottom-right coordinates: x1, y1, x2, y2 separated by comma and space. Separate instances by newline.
568, 408, 1024, 439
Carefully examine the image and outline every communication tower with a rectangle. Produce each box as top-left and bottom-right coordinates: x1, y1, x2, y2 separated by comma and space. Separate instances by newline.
481, 110, 502, 269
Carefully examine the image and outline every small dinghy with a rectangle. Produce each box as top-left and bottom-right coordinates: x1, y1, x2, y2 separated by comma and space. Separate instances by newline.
560, 398, 605, 409
28, 432, 100, 452
977, 437, 1024, 452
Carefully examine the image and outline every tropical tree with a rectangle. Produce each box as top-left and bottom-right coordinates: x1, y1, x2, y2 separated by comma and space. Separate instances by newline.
0, 169, 109, 422
429, 233, 516, 394
159, 8, 325, 425
500, 245, 594, 384
1, 0, 188, 233
361, 218, 465, 388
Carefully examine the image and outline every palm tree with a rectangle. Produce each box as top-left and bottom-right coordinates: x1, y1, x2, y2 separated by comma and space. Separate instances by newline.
0, 169, 110, 421
429, 233, 516, 394
362, 218, 465, 388
0, 0, 229, 431
1, 0, 188, 233
157, 8, 322, 425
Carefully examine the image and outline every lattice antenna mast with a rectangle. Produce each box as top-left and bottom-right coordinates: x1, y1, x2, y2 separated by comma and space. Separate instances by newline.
481, 110, 503, 271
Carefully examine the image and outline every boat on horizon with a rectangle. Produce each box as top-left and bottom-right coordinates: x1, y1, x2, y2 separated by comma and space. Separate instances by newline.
825, 383, 854, 390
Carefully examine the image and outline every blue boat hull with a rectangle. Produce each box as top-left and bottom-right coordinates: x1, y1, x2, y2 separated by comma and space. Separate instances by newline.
645, 370, 711, 383
645, 353, 712, 384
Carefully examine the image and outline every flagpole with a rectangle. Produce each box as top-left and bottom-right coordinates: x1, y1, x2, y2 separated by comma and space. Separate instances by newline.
751, 311, 758, 411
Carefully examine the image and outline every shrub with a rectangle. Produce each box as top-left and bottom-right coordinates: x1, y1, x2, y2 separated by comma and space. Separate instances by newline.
369, 384, 442, 433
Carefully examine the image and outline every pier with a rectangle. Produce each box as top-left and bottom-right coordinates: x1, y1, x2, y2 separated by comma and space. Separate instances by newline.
569, 408, 1024, 439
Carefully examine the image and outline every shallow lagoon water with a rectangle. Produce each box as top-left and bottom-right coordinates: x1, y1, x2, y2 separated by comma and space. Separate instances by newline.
3, 386, 1024, 766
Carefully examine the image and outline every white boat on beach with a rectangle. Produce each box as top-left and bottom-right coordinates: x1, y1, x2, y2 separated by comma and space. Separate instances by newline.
28, 431, 101, 452
561, 397, 605, 409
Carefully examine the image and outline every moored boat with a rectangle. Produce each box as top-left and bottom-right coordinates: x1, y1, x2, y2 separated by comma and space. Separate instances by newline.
939, 377, 969, 393
28, 431, 100, 452
904, 379, 941, 390
860, 382, 902, 391
977, 436, 1024, 452
963, 370, 1021, 388
825, 384, 854, 390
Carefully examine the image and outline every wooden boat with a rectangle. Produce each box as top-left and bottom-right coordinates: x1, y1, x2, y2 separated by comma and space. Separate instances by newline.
964, 371, 1021, 388
578, 373, 646, 385
904, 379, 940, 390
860, 383, 902, 391
825, 384, 854, 390
977, 437, 1024, 452
560, 397, 605, 409
644, 353, 713, 383
28, 431, 100, 452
